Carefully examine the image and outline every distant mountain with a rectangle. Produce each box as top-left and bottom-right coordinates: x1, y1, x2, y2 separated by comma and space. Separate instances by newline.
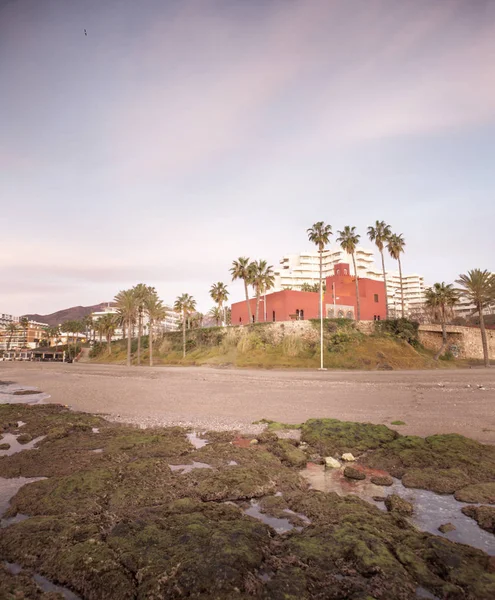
23, 303, 112, 326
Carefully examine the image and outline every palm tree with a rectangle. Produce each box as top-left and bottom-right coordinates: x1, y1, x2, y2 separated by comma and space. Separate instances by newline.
99, 314, 118, 356
456, 269, 495, 367
230, 257, 254, 325
132, 284, 154, 366
387, 233, 406, 319
368, 220, 392, 319
209, 282, 229, 326
425, 283, 459, 360
250, 260, 275, 322
307, 222, 332, 318
337, 226, 361, 321
115, 289, 138, 366
5, 322, 18, 351
209, 306, 223, 327
145, 292, 167, 366
174, 294, 197, 357
19, 317, 29, 348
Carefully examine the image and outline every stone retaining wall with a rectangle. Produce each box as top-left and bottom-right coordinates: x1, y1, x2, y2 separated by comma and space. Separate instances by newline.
418, 324, 494, 360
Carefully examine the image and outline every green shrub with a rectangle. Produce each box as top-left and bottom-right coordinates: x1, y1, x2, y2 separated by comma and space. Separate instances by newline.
374, 319, 419, 347
327, 330, 353, 352
89, 342, 103, 358
439, 350, 454, 361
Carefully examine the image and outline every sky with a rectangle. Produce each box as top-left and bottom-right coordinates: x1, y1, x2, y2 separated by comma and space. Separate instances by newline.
1, 0, 494, 316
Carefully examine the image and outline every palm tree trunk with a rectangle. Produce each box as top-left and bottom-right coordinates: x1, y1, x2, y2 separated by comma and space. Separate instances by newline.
219, 301, 224, 327
352, 253, 360, 321
149, 320, 153, 366
398, 257, 405, 319
479, 303, 490, 367
255, 290, 260, 323
243, 280, 253, 324
182, 312, 186, 358
380, 249, 389, 320
435, 308, 448, 360
126, 318, 132, 366
137, 311, 142, 365
318, 249, 323, 319
107, 334, 112, 356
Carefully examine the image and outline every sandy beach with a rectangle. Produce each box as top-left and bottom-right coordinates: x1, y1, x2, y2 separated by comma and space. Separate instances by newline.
1, 362, 494, 443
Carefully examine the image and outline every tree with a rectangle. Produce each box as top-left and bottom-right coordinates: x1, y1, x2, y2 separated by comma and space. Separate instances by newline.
368, 220, 392, 319
301, 282, 323, 293
425, 283, 459, 360
19, 317, 29, 348
132, 283, 155, 366
98, 313, 118, 356
94, 318, 105, 343
456, 269, 495, 367
387, 233, 406, 319
145, 292, 166, 366
115, 289, 138, 366
230, 257, 254, 325
307, 222, 332, 319
250, 260, 275, 322
337, 226, 361, 321
209, 306, 223, 327
209, 282, 229, 326
5, 322, 18, 351
174, 294, 197, 358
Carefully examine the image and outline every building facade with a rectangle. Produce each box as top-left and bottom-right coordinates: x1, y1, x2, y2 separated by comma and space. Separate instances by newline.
0, 319, 49, 351
232, 263, 387, 324
273, 247, 425, 317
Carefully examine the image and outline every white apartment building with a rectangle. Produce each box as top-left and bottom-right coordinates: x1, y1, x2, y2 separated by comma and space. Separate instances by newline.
273, 247, 425, 318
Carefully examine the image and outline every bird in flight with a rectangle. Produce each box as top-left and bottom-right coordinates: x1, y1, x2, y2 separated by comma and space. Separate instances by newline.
84, 29, 87, 36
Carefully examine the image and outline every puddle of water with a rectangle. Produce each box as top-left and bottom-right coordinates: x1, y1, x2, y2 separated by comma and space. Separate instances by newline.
0, 433, 46, 457
0, 513, 29, 528
257, 570, 273, 582
169, 461, 212, 474
301, 463, 495, 556
244, 500, 295, 533
17, 421, 26, 428
416, 586, 440, 599
0, 477, 46, 517
91, 427, 100, 434
91, 448, 103, 453
186, 432, 208, 449
228, 460, 238, 466
284, 508, 311, 525
0, 383, 50, 405
3, 562, 81, 599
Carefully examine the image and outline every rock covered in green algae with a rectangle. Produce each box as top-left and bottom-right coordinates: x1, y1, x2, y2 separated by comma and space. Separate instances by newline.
462, 505, 495, 534
361, 432, 495, 495
2, 405, 495, 600
384, 494, 413, 515
370, 475, 393, 486
455, 482, 495, 504
438, 522, 456, 533
344, 466, 366, 480
264, 439, 307, 468
0, 442, 10, 450
301, 418, 398, 456
0, 562, 65, 599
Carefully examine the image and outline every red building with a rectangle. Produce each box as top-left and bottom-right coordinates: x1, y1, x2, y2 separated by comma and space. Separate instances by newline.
231, 263, 386, 324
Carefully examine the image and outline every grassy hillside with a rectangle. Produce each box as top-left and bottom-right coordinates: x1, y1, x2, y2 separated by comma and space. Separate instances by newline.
90, 320, 459, 370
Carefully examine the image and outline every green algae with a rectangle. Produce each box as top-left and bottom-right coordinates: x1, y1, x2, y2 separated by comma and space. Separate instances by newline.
1, 406, 495, 599
455, 482, 495, 504
301, 418, 398, 456
461, 506, 495, 534
362, 433, 495, 494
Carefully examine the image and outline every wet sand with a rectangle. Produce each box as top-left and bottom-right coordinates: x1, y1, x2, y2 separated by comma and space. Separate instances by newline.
1, 362, 494, 443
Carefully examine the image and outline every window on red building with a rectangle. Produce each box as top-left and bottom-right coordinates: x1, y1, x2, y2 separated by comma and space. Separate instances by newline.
374, 294, 379, 302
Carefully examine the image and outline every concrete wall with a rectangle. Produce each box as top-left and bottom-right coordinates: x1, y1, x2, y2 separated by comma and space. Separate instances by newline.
418, 324, 495, 360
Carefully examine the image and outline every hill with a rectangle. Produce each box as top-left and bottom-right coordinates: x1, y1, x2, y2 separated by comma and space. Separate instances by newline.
23, 303, 110, 326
